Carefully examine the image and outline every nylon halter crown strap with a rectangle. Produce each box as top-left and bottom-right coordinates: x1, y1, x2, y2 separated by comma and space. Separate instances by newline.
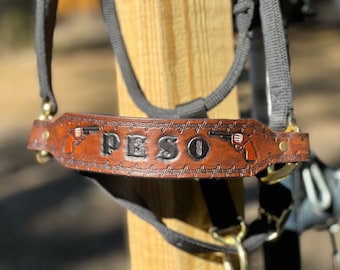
100, 0, 254, 118
29, 0, 310, 258
101, 0, 293, 130
35, 0, 292, 128
35, 0, 254, 119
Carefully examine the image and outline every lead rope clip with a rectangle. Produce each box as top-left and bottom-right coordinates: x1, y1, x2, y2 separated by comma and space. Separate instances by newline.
210, 220, 248, 270
258, 202, 293, 242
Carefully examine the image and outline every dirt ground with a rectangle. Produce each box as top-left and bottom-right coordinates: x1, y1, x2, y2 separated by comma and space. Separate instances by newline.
1, 2, 340, 270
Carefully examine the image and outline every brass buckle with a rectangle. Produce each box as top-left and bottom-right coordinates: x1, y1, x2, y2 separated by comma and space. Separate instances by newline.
35, 102, 53, 164
260, 115, 301, 185
210, 220, 248, 270
258, 203, 293, 242
259, 162, 300, 185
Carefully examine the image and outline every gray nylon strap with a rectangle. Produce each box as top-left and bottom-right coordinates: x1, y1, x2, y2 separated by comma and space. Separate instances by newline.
100, 0, 254, 118
35, 0, 58, 115
101, 0, 294, 129
116, 198, 268, 254
89, 178, 268, 255
35, 0, 294, 127
175, 98, 208, 119
204, 0, 254, 111
259, 0, 294, 130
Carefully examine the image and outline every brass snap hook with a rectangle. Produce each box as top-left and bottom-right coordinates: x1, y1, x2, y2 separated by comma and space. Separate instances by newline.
258, 202, 293, 242
259, 163, 300, 185
210, 220, 248, 270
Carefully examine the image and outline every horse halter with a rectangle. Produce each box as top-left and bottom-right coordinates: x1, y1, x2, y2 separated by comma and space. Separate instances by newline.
28, 0, 310, 269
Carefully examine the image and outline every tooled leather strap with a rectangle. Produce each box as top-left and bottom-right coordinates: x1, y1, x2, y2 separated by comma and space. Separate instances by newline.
28, 113, 309, 178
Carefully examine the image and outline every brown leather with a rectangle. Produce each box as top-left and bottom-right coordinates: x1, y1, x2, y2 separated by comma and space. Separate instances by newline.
27, 113, 310, 179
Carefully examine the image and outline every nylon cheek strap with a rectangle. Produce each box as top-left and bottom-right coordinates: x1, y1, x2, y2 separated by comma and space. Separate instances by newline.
100, 0, 255, 118
258, 1, 300, 269
35, 0, 58, 115
259, 0, 294, 131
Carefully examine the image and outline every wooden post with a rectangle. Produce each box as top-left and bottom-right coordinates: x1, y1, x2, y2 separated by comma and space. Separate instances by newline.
115, 1, 242, 269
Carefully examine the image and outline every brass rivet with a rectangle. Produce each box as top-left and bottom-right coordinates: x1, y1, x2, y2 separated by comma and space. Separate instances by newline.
36, 150, 52, 164
279, 141, 288, 152
42, 130, 50, 140
42, 102, 52, 115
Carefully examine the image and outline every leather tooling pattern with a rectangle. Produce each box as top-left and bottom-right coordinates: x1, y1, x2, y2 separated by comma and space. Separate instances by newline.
28, 113, 310, 178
